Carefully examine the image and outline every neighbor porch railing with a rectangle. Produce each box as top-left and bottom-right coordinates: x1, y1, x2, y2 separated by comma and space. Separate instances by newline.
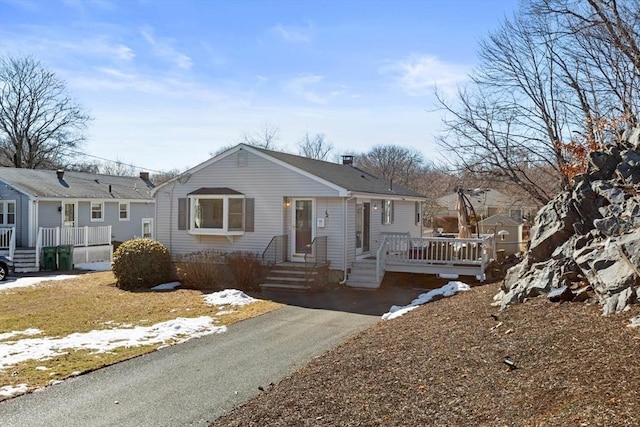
261, 234, 288, 265
36, 226, 112, 269
0, 226, 16, 260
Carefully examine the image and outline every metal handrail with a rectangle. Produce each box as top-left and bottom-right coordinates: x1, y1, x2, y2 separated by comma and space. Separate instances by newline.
261, 234, 288, 265
303, 236, 327, 266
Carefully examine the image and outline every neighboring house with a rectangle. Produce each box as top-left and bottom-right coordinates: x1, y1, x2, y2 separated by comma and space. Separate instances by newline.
477, 214, 526, 256
152, 144, 426, 283
436, 188, 539, 223
0, 168, 155, 271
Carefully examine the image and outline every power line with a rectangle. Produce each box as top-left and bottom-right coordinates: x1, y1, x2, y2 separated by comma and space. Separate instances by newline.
69, 150, 169, 174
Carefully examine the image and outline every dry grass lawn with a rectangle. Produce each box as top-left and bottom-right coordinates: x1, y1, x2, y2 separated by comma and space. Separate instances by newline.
0, 272, 281, 399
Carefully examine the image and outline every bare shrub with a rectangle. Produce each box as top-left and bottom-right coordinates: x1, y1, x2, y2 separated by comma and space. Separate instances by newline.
225, 251, 263, 291
175, 250, 229, 290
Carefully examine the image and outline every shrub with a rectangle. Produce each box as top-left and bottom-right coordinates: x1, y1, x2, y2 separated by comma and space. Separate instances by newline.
112, 238, 173, 290
175, 250, 229, 290
225, 251, 263, 291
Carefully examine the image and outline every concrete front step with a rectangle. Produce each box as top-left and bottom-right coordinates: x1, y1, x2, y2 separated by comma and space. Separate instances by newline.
14, 267, 41, 273
259, 283, 312, 292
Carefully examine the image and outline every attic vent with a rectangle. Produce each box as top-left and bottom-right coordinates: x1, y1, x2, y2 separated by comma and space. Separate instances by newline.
237, 151, 248, 167
56, 169, 64, 180
342, 155, 353, 166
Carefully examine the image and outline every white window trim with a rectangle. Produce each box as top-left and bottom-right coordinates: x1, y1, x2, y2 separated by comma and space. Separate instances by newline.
188, 195, 245, 235
90, 201, 104, 222
0, 200, 16, 226
142, 218, 153, 239
119, 202, 130, 221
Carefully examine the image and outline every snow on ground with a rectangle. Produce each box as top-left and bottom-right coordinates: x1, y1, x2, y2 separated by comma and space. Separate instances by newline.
0, 274, 78, 291
150, 281, 181, 290
0, 383, 27, 398
74, 262, 112, 271
0, 284, 260, 399
0, 317, 226, 371
382, 281, 471, 320
203, 289, 257, 306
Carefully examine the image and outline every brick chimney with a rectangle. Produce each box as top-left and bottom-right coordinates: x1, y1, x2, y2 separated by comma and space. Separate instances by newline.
139, 171, 150, 180
56, 169, 64, 180
341, 155, 354, 166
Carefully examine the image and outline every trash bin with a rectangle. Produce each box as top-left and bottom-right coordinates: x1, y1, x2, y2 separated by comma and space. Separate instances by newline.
57, 245, 74, 271
43, 246, 57, 270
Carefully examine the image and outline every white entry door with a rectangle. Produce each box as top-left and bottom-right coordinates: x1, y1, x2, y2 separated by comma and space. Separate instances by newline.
291, 198, 315, 260
62, 202, 77, 227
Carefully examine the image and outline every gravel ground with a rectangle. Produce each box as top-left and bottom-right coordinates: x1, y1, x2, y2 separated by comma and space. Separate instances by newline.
212, 282, 640, 427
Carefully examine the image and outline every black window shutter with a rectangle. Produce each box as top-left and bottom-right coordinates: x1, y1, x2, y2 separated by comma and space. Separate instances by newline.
178, 198, 187, 230
381, 199, 385, 224
245, 198, 255, 232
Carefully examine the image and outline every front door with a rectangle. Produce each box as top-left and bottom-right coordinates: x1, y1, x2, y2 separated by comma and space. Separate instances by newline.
292, 198, 315, 260
62, 202, 76, 227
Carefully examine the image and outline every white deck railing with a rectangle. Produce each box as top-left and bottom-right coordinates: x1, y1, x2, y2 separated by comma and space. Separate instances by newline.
376, 233, 496, 281
36, 226, 112, 269
0, 226, 16, 260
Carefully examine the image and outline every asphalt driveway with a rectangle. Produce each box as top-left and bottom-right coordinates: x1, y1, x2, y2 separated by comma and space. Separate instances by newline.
0, 285, 424, 427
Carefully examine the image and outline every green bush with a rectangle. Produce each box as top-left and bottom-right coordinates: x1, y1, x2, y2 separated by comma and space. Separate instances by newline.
112, 238, 173, 290
225, 251, 263, 291
175, 250, 229, 290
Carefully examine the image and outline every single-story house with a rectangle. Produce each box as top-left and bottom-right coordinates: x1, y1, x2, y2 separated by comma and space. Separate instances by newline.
477, 214, 526, 256
152, 144, 427, 284
0, 167, 155, 271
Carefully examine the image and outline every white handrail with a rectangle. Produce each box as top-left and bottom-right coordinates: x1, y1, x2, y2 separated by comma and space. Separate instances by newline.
375, 235, 389, 285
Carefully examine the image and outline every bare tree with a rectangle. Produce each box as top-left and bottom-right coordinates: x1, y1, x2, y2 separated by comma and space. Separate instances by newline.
210, 122, 282, 156
356, 144, 424, 188
297, 131, 334, 160
436, 0, 639, 205
99, 160, 138, 176
238, 122, 280, 150
0, 56, 91, 168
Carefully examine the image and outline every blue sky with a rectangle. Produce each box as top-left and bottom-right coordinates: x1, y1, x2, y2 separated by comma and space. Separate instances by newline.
0, 0, 520, 172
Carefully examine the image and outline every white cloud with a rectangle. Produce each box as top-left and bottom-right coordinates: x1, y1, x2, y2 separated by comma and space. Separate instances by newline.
285, 74, 346, 105
270, 23, 314, 44
383, 54, 470, 97
140, 26, 193, 70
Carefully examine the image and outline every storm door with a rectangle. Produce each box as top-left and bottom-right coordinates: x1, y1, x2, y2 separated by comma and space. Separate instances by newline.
292, 198, 315, 260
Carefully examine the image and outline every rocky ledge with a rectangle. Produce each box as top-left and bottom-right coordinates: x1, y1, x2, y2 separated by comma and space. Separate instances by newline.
495, 127, 640, 316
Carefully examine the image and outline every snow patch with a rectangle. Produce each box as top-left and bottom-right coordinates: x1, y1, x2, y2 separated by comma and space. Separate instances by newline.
74, 262, 111, 271
0, 317, 225, 371
0, 328, 43, 341
204, 289, 257, 306
382, 281, 471, 320
151, 282, 181, 291
0, 275, 77, 291
0, 383, 28, 398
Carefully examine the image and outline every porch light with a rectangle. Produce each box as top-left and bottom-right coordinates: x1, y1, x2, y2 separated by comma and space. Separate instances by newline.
284, 197, 291, 207
373, 203, 378, 210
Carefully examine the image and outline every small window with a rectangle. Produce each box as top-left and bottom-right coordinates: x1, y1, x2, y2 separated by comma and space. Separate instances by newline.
0, 201, 15, 225
119, 202, 130, 221
142, 218, 153, 239
91, 202, 104, 221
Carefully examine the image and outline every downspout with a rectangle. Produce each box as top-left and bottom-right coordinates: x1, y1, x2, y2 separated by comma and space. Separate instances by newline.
339, 194, 355, 284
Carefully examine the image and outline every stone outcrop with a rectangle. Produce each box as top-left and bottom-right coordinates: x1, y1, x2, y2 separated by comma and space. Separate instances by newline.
494, 127, 640, 315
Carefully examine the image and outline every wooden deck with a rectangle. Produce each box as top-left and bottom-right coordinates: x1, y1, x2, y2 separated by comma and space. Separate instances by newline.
347, 234, 496, 289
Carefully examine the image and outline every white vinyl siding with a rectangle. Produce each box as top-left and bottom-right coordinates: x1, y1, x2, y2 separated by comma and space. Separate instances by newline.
155, 149, 343, 264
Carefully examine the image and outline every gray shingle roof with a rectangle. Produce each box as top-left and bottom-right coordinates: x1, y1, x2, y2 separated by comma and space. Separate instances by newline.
251, 146, 425, 198
0, 167, 154, 200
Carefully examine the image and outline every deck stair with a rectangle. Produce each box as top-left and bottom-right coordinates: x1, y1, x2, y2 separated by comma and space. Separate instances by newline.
260, 262, 321, 292
346, 258, 381, 289
12, 248, 39, 273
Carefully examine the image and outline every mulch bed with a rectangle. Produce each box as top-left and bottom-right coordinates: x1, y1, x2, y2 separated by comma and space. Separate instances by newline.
212, 282, 640, 426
